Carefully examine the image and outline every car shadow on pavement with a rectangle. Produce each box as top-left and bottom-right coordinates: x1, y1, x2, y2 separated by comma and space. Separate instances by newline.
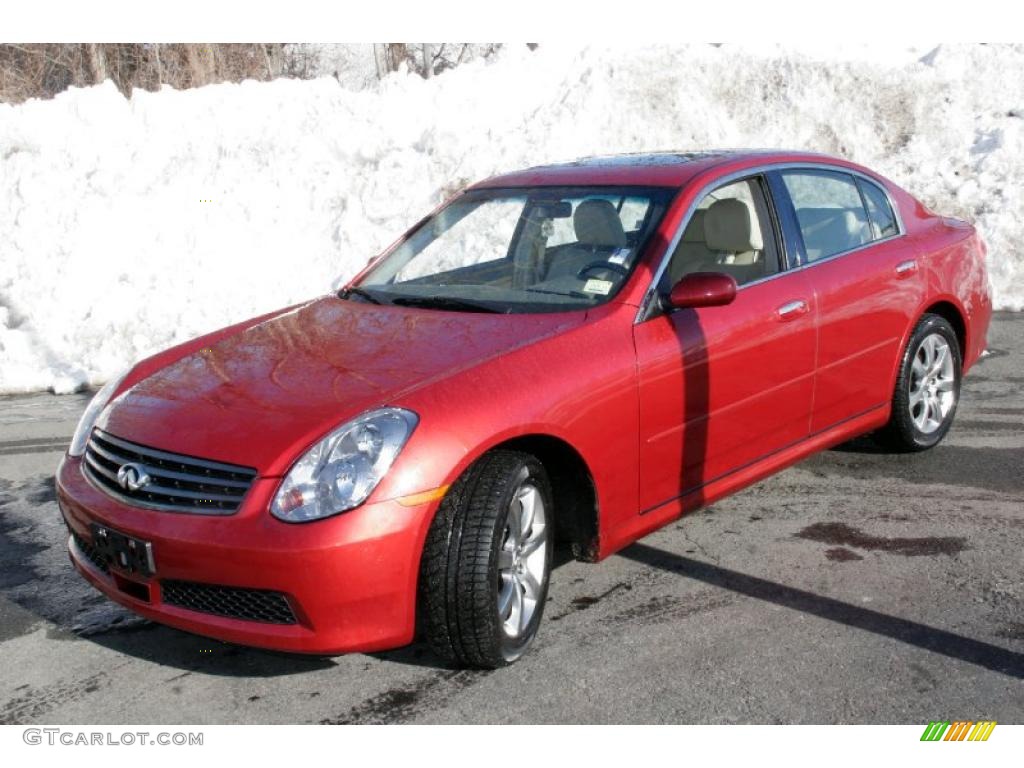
619, 542, 1024, 680
79, 624, 338, 676
828, 435, 895, 454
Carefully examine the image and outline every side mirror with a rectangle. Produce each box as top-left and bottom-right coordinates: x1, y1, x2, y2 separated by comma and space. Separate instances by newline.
666, 272, 738, 309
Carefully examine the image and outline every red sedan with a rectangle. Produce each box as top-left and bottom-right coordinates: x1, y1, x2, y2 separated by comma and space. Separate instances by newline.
57, 150, 991, 667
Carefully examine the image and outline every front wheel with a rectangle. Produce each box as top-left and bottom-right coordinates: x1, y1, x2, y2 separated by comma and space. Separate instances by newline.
418, 450, 553, 668
876, 313, 962, 451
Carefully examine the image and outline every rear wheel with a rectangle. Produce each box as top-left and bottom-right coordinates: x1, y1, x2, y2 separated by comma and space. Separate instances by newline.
418, 450, 553, 668
876, 313, 961, 451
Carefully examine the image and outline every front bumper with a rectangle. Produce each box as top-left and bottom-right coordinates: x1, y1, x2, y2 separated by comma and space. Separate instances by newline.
56, 455, 436, 654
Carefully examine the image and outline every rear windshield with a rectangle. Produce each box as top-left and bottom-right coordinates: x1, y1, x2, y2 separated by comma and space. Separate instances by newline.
351, 186, 673, 314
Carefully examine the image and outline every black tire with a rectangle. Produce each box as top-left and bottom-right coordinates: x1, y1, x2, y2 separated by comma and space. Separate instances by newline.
876, 313, 962, 452
418, 450, 553, 668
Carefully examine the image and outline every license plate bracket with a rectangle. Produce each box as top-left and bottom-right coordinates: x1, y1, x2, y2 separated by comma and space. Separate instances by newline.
90, 523, 155, 577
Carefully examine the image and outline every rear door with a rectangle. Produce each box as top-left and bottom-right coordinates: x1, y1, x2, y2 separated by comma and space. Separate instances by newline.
633, 175, 816, 514
774, 168, 922, 433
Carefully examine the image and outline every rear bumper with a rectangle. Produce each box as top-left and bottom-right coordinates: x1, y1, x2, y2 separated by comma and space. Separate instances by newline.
57, 455, 436, 654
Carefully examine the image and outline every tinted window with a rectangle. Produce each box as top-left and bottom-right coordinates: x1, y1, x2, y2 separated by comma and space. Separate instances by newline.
857, 178, 899, 239
782, 171, 872, 262
663, 176, 780, 288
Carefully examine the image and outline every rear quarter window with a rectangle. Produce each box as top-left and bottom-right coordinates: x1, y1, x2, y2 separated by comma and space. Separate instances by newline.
857, 178, 899, 239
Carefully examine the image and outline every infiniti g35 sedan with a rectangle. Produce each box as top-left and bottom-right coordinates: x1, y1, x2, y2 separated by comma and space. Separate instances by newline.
57, 150, 992, 667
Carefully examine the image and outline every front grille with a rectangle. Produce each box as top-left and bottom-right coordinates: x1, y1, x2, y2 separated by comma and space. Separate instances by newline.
161, 580, 297, 624
82, 428, 257, 514
71, 530, 110, 574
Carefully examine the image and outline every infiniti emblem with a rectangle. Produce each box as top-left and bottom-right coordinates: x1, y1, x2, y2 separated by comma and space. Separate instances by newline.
117, 463, 151, 492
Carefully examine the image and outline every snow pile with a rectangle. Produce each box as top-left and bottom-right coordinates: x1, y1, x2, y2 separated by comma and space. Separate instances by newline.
1, 43, 1022, 394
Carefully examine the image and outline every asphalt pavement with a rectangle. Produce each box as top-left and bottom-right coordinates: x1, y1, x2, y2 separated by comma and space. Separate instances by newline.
1, 313, 1021, 724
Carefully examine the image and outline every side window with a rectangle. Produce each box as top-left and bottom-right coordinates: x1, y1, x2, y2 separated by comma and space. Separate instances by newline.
545, 209, 577, 248
782, 171, 872, 262
618, 197, 652, 234
664, 177, 780, 289
857, 178, 899, 239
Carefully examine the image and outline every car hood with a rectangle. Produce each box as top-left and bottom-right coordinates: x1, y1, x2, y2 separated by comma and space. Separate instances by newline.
98, 296, 582, 474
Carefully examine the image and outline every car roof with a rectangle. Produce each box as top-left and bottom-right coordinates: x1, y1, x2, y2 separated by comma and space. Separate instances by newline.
469, 149, 862, 190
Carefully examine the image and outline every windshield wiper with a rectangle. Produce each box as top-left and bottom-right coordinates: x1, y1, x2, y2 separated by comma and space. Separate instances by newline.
339, 286, 384, 305
389, 295, 502, 313
524, 287, 595, 300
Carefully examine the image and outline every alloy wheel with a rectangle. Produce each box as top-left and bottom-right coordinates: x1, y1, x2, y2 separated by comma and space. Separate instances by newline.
497, 481, 548, 639
909, 332, 956, 434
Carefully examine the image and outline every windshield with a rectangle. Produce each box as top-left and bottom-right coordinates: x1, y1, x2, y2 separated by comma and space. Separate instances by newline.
350, 186, 673, 313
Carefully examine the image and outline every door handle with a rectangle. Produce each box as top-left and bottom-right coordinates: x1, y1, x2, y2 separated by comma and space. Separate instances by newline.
895, 259, 918, 278
776, 299, 809, 321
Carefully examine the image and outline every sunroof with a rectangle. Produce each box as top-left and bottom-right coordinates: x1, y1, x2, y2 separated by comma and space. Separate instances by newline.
538, 151, 730, 169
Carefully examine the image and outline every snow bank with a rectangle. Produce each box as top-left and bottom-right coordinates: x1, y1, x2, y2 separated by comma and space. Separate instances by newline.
1, 43, 1022, 394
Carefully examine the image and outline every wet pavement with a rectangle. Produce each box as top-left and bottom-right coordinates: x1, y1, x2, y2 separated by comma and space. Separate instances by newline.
0, 313, 1021, 724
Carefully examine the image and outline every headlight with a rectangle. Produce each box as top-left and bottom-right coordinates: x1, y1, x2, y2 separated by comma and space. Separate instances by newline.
68, 368, 131, 457
271, 407, 418, 523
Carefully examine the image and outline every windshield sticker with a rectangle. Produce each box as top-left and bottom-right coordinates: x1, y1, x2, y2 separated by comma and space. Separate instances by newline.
583, 279, 613, 295
608, 247, 631, 265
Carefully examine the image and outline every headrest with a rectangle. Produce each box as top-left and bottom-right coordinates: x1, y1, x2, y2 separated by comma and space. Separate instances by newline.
682, 210, 707, 243
844, 209, 871, 245
704, 198, 763, 253
574, 199, 626, 248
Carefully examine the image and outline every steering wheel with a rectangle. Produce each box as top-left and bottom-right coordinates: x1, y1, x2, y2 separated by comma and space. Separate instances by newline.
576, 261, 629, 279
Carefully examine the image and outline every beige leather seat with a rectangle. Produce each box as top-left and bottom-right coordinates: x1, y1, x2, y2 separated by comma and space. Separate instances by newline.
572, 199, 627, 248
669, 210, 717, 283
545, 199, 627, 280
704, 198, 763, 266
